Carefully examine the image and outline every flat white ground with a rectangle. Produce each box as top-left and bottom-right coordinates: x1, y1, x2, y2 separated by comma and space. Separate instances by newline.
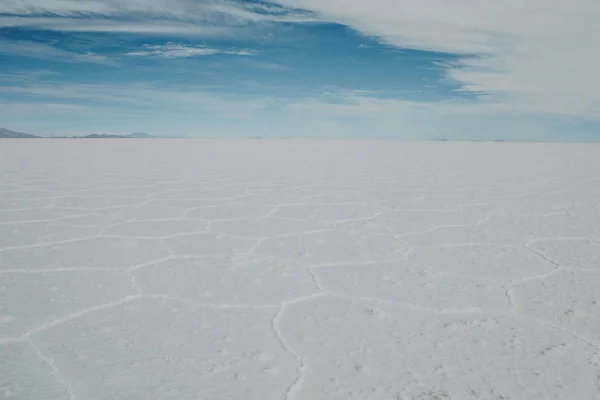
1, 140, 599, 400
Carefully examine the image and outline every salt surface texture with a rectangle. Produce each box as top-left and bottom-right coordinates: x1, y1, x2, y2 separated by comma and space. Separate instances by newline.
1, 140, 599, 400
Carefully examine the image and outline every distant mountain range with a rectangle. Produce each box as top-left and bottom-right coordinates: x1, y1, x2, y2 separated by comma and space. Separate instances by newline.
78, 132, 155, 139
0, 128, 40, 138
0, 128, 157, 139
128, 132, 154, 138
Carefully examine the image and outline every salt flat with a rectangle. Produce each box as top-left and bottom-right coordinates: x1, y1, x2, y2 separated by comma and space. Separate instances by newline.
1, 139, 599, 400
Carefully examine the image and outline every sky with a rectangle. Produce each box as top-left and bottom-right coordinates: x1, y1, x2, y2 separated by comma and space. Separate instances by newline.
0, 0, 599, 141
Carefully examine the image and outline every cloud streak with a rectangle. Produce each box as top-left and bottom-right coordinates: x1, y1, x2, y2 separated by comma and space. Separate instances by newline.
0, 0, 319, 35
0, 16, 237, 36
0, 39, 117, 65
126, 43, 257, 58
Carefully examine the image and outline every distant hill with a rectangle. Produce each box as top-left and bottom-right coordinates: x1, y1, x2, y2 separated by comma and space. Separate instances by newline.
0, 127, 40, 138
83, 134, 127, 139
80, 132, 156, 138
78, 132, 155, 138
0, 128, 163, 138
128, 132, 154, 138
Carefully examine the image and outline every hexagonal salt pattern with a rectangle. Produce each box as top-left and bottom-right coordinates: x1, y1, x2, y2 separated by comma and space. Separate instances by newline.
31, 298, 297, 400
2, 140, 600, 399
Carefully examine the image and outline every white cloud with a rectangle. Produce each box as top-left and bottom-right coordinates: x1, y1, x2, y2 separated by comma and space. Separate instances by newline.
273, 0, 600, 119
0, 83, 272, 114
0, 0, 318, 34
0, 0, 289, 18
1, 81, 582, 141
0, 16, 236, 36
126, 43, 257, 58
0, 39, 117, 65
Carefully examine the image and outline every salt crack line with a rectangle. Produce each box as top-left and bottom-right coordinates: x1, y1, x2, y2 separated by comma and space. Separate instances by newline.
409, 243, 522, 249
519, 315, 599, 351
271, 303, 307, 400
0, 267, 121, 274
523, 242, 561, 268
25, 295, 142, 337
0, 235, 101, 252
143, 294, 280, 309
506, 266, 565, 288
308, 258, 408, 270
0, 212, 103, 226
329, 293, 486, 315
100, 226, 211, 240
28, 339, 76, 400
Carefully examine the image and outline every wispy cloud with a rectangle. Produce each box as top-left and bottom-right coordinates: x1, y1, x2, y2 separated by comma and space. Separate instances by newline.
238, 59, 286, 70
0, 0, 314, 20
0, 39, 117, 65
126, 43, 257, 58
0, 16, 236, 36
0, 0, 318, 36
273, 0, 600, 119
0, 82, 271, 113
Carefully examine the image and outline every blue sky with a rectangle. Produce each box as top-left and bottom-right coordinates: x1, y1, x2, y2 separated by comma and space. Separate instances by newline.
1, 0, 599, 141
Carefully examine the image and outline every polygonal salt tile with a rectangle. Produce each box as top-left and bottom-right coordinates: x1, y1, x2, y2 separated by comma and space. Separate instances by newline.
0, 237, 169, 271
335, 216, 425, 236
458, 203, 509, 216
153, 188, 248, 199
399, 226, 521, 246
103, 205, 188, 221
395, 194, 490, 210
54, 196, 144, 209
409, 245, 555, 284
145, 198, 231, 210
57, 214, 126, 228
134, 255, 316, 305
0, 208, 90, 224
0, 189, 60, 199
234, 192, 310, 206
315, 261, 508, 312
0, 342, 70, 400
0, 198, 54, 211
528, 239, 600, 270
164, 233, 257, 257
32, 298, 296, 400
211, 217, 331, 238
105, 220, 208, 238
483, 214, 600, 241
383, 209, 489, 226
302, 190, 413, 205
256, 230, 407, 266
0, 270, 133, 337
0, 222, 100, 249
560, 203, 600, 215
72, 186, 173, 198
512, 270, 600, 345
280, 295, 599, 400
186, 204, 276, 220
485, 185, 543, 198
488, 192, 565, 214
271, 204, 385, 222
